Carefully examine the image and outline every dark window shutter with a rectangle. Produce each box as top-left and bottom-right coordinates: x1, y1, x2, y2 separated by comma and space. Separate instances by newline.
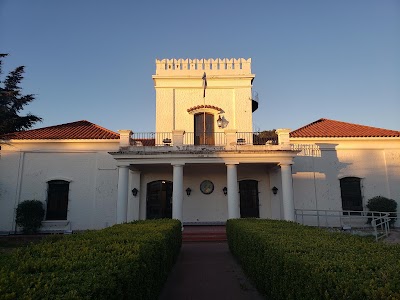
46, 180, 69, 220
340, 177, 362, 211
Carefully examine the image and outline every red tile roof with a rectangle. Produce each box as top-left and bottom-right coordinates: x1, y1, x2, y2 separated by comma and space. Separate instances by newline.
2, 120, 120, 140
290, 118, 400, 138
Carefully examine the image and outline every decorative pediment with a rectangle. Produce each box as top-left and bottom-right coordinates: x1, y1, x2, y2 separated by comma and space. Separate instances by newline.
187, 105, 224, 115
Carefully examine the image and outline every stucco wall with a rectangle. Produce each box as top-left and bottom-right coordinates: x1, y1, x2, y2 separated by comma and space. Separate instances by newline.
155, 86, 253, 134
0, 151, 21, 231
0, 141, 119, 232
154, 59, 254, 135
292, 140, 400, 214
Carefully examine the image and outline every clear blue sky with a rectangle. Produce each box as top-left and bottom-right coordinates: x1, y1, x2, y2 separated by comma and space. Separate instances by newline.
1, 0, 399, 132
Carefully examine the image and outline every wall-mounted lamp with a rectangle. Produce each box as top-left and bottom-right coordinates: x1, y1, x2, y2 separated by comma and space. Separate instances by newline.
186, 187, 192, 196
272, 186, 278, 195
217, 115, 223, 128
132, 188, 139, 197
223, 187, 227, 196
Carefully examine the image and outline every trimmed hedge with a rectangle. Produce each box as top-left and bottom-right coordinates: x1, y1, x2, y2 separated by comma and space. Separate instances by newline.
0, 219, 181, 300
15, 200, 45, 234
227, 219, 400, 300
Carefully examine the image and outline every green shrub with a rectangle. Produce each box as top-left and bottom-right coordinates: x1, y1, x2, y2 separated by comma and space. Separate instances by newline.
0, 219, 182, 300
15, 200, 45, 234
227, 219, 400, 300
366, 196, 398, 226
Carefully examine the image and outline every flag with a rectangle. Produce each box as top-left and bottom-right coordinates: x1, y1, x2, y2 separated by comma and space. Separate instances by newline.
202, 72, 207, 98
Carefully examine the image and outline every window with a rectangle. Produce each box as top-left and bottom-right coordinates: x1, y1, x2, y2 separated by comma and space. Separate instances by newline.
194, 112, 215, 145
340, 177, 362, 212
46, 180, 69, 220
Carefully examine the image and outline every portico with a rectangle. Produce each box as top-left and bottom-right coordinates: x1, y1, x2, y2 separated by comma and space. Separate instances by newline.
112, 147, 297, 224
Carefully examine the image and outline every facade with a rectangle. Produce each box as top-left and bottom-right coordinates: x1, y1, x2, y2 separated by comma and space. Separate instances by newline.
0, 58, 399, 233
290, 119, 400, 226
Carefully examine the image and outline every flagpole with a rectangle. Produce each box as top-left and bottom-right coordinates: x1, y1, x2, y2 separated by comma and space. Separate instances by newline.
202, 72, 207, 143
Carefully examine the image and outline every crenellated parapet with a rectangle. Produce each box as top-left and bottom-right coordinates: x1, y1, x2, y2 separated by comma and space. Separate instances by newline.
155, 58, 252, 76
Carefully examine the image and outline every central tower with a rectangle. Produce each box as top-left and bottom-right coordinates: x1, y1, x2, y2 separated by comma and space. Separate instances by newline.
152, 58, 256, 144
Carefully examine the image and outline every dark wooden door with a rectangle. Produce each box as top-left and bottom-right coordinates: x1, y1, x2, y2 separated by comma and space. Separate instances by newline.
194, 113, 214, 145
146, 180, 173, 219
239, 180, 260, 218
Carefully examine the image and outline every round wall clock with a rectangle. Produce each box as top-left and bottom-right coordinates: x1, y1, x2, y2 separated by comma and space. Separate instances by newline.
200, 180, 214, 194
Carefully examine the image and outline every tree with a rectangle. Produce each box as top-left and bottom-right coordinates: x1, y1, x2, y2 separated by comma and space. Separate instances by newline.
0, 54, 42, 135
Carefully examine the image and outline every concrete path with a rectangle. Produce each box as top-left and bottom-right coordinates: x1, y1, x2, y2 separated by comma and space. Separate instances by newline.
159, 242, 264, 300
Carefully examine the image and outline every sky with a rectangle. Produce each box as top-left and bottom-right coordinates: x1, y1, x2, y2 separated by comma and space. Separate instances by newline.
1, 0, 399, 133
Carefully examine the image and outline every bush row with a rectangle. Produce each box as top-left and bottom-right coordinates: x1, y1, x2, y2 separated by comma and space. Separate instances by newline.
0, 219, 182, 300
226, 219, 400, 300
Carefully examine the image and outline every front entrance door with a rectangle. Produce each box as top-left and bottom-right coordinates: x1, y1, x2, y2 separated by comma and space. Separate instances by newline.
146, 180, 173, 219
239, 180, 260, 218
194, 113, 215, 145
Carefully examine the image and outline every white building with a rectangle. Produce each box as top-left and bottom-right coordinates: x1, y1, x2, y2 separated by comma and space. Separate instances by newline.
1, 58, 399, 233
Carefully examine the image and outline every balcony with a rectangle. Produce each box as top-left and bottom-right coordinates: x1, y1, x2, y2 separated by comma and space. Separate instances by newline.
120, 130, 291, 153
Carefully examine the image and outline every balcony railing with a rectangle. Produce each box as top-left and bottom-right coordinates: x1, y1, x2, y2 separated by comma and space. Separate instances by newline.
131, 132, 172, 146
130, 131, 280, 147
236, 132, 278, 145
184, 132, 226, 146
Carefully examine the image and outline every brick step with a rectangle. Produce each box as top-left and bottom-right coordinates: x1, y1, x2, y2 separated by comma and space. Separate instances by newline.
182, 232, 227, 242
182, 231, 226, 236
183, 236, 227, 242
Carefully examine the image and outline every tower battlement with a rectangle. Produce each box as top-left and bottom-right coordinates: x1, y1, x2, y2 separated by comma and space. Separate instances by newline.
155, 58, 252, 76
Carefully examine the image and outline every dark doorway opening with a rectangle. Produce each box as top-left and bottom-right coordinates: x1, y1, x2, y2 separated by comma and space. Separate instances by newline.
239, 180, 260, 218
146, 180, 173, 219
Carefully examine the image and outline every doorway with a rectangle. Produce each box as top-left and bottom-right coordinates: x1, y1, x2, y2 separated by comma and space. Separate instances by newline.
239, 180, 260, 218
194, 112, 215, 145
146, 180, 173, 219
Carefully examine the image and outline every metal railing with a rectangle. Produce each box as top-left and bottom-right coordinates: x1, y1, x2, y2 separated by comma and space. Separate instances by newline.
183, 132, 226, 146
371, 213, 391, 241
131, 132, 172, 146
295, 209, 394, 241
130, 132, 279, 147
236, 132, 277, 145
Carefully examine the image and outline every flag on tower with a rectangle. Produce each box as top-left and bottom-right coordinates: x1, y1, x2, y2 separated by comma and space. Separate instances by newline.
202, 72, 207, 98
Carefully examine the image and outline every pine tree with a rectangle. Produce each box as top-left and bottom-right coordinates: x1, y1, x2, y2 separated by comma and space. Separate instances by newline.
0, 54, 42, 135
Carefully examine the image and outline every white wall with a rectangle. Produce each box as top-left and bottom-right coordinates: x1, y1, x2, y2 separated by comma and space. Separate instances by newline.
154, 60, 254, 135
0, 151, 22, 232
0, 140, 119, 232
291, 140, 400, 216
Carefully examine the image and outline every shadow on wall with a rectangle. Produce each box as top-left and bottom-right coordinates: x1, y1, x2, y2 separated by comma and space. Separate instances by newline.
292, 143, 351, 211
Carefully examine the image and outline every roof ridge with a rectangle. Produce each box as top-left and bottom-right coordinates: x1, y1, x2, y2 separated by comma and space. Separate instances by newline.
90, 122, 119, 136
1, 120, 120, 140
291, 118, 400, 138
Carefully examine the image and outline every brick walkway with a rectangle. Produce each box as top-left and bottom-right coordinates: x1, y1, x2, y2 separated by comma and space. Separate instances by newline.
159, 241, 264, 300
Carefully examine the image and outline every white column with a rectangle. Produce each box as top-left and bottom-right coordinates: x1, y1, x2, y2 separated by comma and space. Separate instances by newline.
226, 163, 240, 219
172, 164, 184, 222
117, 165, 129, 224
280, 163, 295, 221
128, 169, 141, 222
